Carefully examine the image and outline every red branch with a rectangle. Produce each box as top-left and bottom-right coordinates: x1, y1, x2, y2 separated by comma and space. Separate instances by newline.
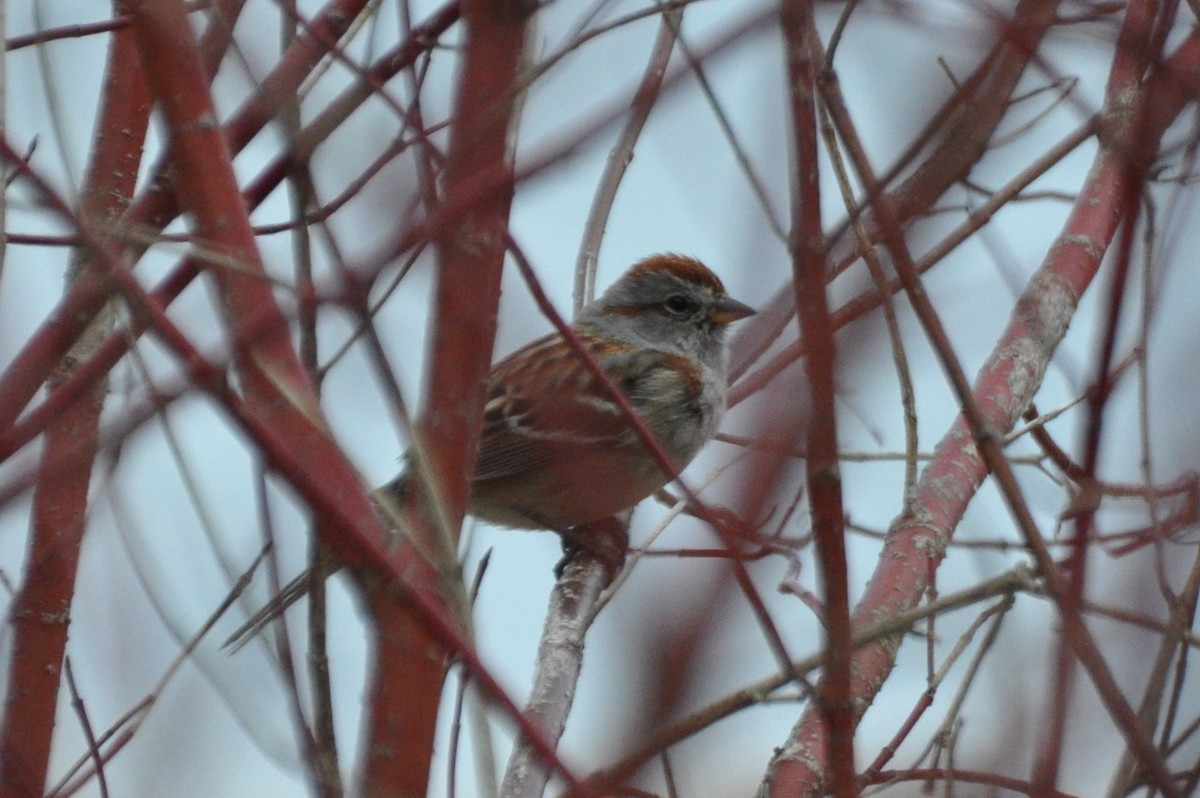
761, 6, 1194, 797
123, 5, 482, 797
0, 0, 452, 441
360, 0, 531, 795
0, 1, 461, 468
0, 23, 151, 797
728, 0, 1064, 385
779, 3, 853, 797
1033, 0, 1162, 790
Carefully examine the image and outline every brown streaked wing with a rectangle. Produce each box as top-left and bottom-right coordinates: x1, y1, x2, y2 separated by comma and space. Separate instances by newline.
472, 334, 641, 482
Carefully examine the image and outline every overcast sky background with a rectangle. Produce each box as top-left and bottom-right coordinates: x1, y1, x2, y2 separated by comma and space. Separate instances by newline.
3, 0, 1200, 796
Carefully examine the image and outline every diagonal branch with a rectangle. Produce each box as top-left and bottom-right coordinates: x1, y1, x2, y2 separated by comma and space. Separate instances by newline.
760, 7, 1195, 797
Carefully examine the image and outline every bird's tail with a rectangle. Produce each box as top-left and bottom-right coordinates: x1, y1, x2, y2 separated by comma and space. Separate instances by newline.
222, 473, 413, 652
222, 568, 318, 652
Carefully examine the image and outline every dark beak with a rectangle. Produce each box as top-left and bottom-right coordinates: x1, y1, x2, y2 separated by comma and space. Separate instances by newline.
712, 296, 756, 325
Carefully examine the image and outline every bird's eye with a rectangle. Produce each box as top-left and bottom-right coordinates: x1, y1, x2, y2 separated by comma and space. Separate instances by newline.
663, 294, 695, 316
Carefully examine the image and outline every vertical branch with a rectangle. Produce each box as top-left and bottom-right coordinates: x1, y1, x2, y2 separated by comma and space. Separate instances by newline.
278, 8, 343, 795
573, 6, 681, 313
0, 0, 6, 288
499, 525, 622, 798
0, 19, 150, 798
778, 3, 853, 797
414, 0, 531, 535
362, 1, 531, 796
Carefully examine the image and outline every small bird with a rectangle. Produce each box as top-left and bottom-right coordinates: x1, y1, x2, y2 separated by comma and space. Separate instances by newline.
227, 254, 753, 646
444, 252, 754, 529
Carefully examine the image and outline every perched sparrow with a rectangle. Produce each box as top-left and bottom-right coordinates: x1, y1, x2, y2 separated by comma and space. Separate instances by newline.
399, 252, 754, 530
227, 254, 752, 647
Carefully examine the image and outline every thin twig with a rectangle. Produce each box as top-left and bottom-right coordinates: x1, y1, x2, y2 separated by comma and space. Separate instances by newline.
574, 5, 683, 312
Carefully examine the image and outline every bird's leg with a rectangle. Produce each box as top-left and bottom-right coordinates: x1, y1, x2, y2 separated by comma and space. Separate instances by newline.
554, 516, 629, 579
